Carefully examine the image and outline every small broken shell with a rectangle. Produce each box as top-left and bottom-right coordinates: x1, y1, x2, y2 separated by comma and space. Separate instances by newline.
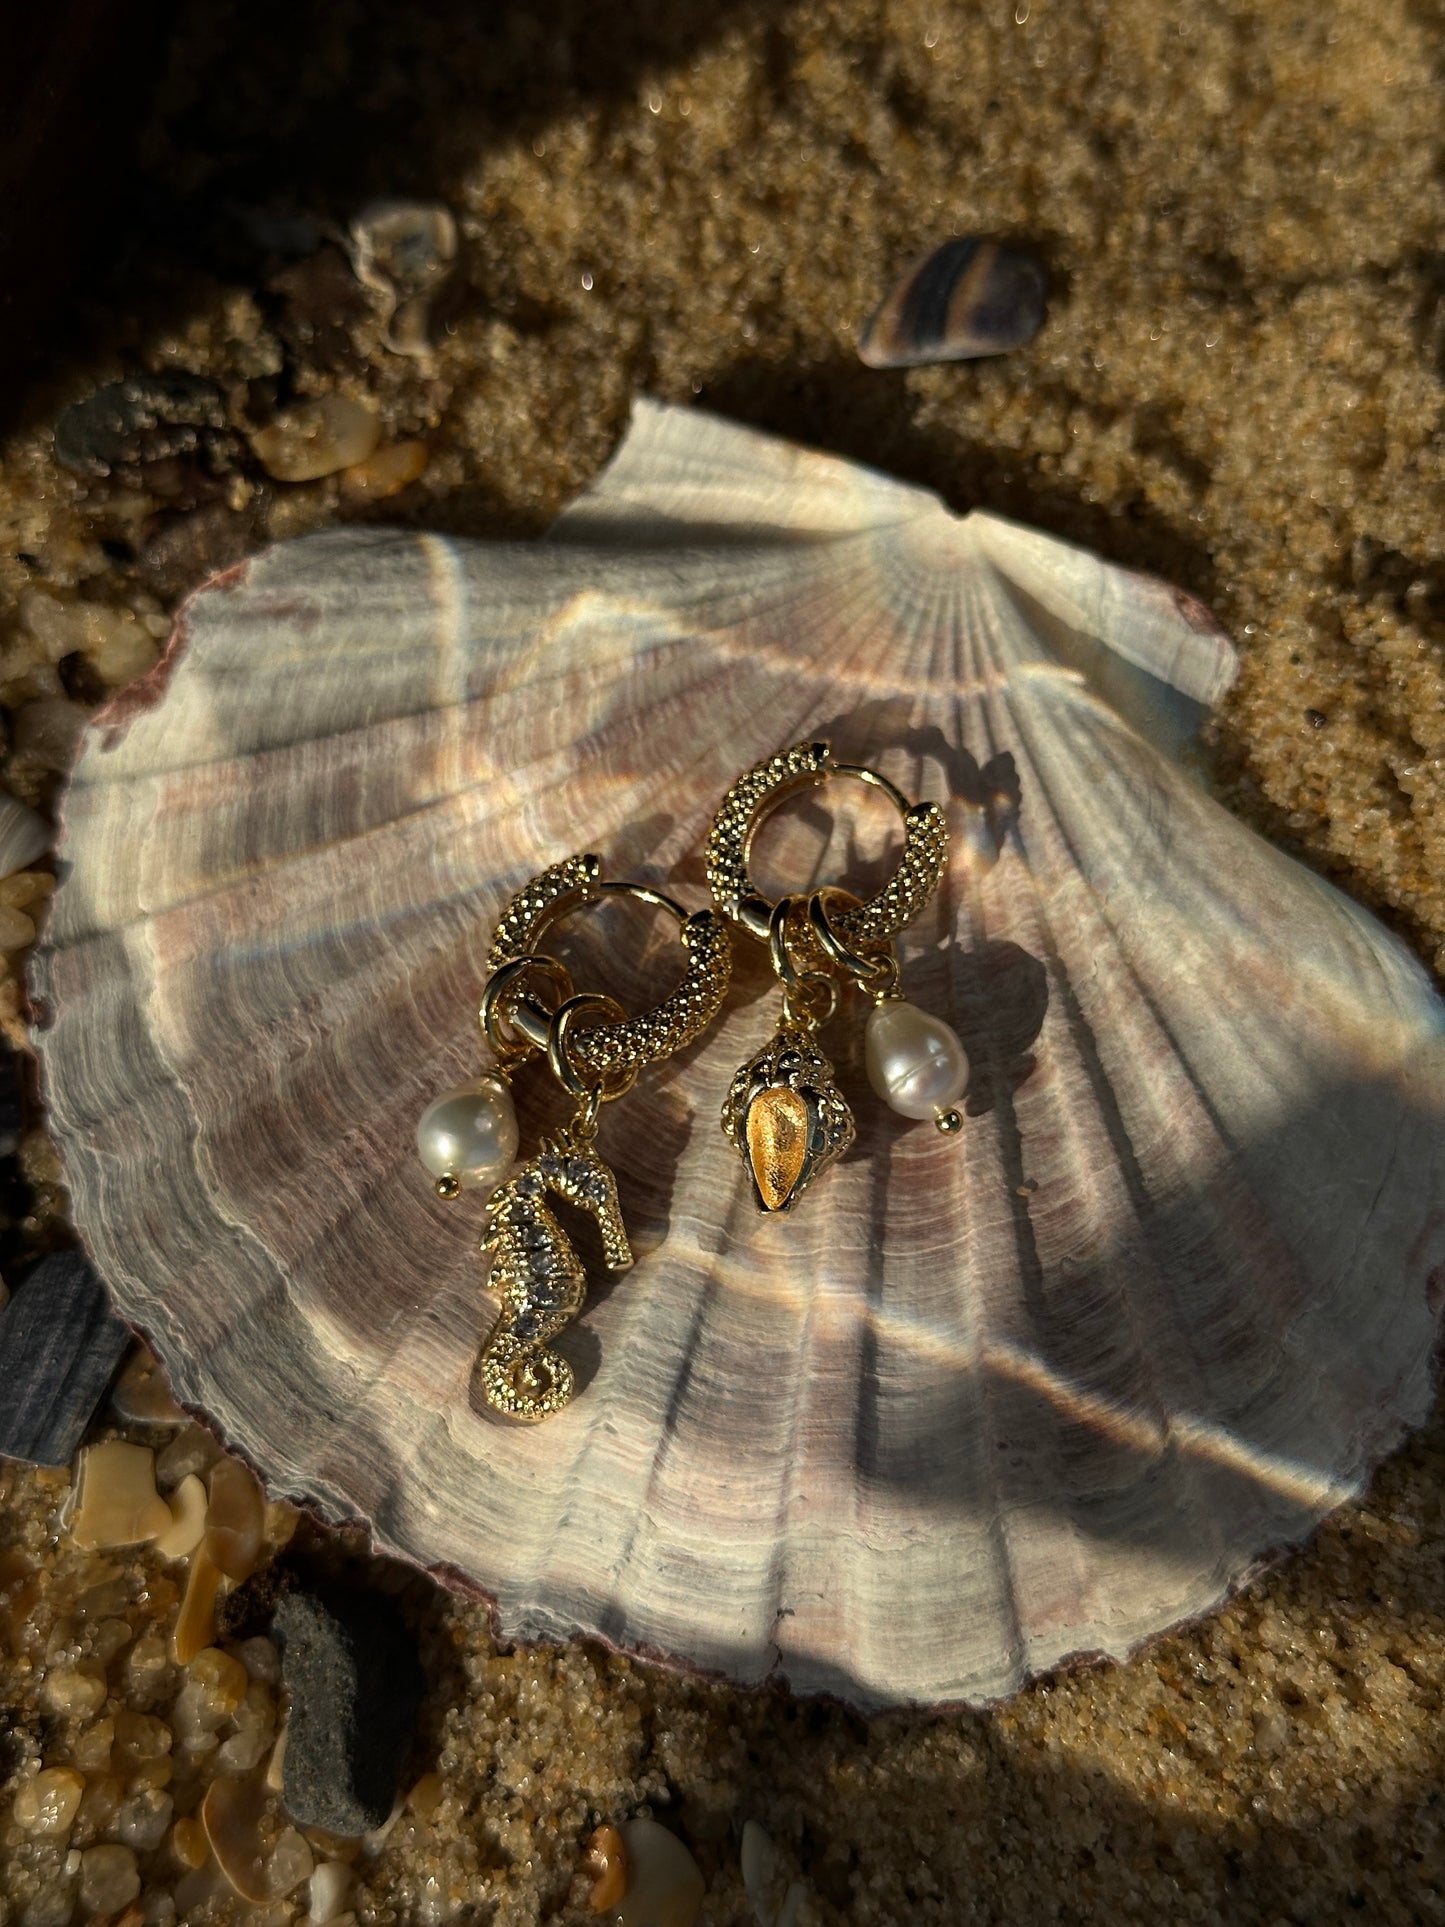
156, 1421, 224, 1487
346, 200, 457, 356
741, 1821, 812, 1927
201, 1772, 313, 1903
307, 1859, 354, 1922
174, 1546, 223, 1665
155, 1472, 208, 1559
71, 1440, 172, 1550
858, 235, 1047, 367
111, 1343, 187, 1427
264, 1718, 288, 1792
611, 1820, 704, 1927
585, 1822, 629, 1913
741, 1821, 785, 1926
204, 1455, 265, 1581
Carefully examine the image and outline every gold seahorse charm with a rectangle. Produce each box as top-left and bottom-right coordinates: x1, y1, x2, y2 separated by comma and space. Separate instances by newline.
478, 1132, 633, 1421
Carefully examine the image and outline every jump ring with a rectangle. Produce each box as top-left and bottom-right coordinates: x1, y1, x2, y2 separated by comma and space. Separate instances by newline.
766, 897, 807, 994
485, 854, 732, 1077
548, 994, 639, 1103
478, 953, 575, 1059
806, 889, 899, 994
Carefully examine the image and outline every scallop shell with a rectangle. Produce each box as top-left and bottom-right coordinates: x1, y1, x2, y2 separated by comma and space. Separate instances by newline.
32, 402, 1445, 1710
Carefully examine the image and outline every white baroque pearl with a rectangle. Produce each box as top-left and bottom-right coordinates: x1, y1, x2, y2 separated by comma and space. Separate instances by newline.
864, 1000, 969, 1122
416, 1075, 518, 1187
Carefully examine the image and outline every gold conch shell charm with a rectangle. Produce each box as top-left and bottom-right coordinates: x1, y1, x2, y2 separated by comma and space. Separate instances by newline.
721, 1024, 855, 1212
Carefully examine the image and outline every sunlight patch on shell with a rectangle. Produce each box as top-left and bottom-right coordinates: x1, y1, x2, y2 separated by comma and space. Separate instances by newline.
32, 401, 1445, 1709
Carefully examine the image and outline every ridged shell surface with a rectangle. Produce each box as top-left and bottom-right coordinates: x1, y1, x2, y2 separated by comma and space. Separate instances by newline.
32, 402, 1445, 1710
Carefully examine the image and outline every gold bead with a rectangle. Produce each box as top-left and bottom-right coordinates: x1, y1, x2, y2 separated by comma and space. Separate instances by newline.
435, 1172, 462, 1200
934, 1108, 964, 1136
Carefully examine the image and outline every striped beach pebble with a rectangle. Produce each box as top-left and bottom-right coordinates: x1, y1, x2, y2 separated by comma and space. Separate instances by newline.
858, 235, 1047, 367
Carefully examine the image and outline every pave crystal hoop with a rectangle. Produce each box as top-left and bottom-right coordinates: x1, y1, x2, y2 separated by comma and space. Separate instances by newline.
706, 739, 948, 952
416, 853, 732, 1421
482, 853, 733, 1081
707, 741, 967, 1215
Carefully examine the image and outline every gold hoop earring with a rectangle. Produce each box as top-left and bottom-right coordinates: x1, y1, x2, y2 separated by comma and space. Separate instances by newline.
706, 741, 965, 1213
416, 853, 732, 1421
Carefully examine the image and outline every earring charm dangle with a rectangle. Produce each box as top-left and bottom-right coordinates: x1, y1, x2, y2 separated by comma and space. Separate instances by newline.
417, 852, 731, 1421
706, 741, 967, 1213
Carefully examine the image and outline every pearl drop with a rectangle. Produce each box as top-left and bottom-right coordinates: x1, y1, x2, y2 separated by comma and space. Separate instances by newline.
864, 1000, 969, 1122
416, 1075, 518, 1188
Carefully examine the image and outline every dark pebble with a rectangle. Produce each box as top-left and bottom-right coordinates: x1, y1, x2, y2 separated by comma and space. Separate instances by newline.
273, 1583, 425, 1834
0, 1250, 129, 1467
53, 373, 230, 480
58, 652, 108, 705
1305, 708, 1329, 729
858, 237, 1048, 368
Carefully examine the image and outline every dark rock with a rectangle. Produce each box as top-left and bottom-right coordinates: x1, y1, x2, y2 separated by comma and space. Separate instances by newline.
0, 1250, 129, 1466
273, 1583, 425, 1834
57, 652, 108, 705
53, 373, 231, 480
